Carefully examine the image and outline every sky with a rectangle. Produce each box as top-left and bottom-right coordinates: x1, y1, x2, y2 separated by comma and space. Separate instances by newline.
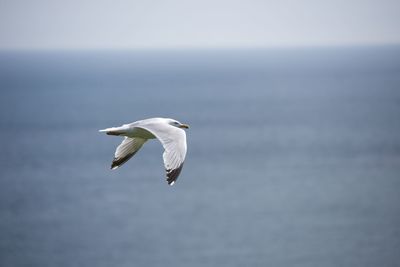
0, 0, 399, 49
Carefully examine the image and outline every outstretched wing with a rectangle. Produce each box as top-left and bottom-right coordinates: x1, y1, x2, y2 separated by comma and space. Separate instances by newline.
111, 137, 147, 169
137, 123, 187, 185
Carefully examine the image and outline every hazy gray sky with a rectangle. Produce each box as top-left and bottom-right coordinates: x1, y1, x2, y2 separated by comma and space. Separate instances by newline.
0, 0, 399, 49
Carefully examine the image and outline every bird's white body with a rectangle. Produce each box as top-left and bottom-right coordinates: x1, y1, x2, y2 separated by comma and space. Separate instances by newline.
99, 117, 189, 185
128, 127, 156, 139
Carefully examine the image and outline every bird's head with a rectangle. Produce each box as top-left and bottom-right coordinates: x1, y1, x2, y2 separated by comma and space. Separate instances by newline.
168, 119, 189, 129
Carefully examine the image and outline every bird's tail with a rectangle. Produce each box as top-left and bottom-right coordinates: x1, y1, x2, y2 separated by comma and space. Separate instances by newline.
99, 127, 127, 136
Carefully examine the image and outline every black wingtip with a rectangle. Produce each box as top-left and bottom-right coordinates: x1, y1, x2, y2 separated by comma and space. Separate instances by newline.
110, 151, 137, 170
166, 163, 184, 185
111, 160, 120, 170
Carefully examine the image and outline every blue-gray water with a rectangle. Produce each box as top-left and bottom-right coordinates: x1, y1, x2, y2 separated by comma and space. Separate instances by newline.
1, 47, 400, 267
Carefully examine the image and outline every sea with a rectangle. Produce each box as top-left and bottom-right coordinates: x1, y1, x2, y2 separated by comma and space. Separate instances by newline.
0, 46, 399, 267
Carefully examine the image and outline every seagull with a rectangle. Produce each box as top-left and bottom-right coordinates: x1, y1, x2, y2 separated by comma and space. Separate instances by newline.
99, 118, 189, 185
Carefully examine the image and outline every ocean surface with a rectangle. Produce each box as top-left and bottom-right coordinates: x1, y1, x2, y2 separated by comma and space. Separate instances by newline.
0, 47, 400, 267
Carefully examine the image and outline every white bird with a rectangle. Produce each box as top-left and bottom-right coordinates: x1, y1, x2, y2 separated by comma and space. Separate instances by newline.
99, 118, 189, 185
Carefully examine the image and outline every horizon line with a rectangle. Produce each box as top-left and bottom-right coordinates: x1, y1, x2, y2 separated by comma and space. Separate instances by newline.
0, 43, 400, 52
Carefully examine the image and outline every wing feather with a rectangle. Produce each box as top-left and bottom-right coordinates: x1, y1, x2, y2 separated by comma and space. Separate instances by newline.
111, 137, 147, 169
136, 123, 187, 185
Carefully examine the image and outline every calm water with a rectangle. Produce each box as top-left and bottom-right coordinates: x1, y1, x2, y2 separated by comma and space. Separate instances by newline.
1, 47, 400, 267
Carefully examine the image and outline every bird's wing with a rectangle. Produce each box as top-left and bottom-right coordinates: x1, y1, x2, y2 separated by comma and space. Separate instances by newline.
111, 137, 147, 169
136, 123, 187, 185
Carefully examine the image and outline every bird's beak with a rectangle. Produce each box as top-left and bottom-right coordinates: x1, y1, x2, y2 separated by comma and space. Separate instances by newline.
179, 123, 189, 129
